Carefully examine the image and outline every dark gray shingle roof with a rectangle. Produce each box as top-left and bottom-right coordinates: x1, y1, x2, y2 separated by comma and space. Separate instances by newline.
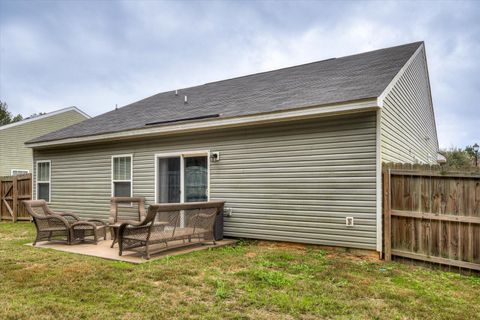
29, 41, 422, 144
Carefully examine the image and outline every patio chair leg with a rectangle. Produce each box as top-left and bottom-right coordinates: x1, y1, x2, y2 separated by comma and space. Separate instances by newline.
111, 229, 118, 248
145, 244, 150, 260
118, 234, 123, 255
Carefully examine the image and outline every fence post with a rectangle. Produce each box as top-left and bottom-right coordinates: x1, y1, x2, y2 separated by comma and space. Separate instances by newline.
383, 168, 392, 261
12, 175, 18, 222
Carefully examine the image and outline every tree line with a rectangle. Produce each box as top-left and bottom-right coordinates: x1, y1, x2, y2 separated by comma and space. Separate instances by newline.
441, 146, 479, 170
0, 101, 23, 126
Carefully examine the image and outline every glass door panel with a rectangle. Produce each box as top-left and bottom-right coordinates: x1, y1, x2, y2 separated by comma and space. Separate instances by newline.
157, 157, 181, 203
184, 156, 208, 202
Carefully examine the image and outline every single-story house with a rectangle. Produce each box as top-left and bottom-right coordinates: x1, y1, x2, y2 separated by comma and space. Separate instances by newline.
0, 107, 89, 176
26, 41, 439, 254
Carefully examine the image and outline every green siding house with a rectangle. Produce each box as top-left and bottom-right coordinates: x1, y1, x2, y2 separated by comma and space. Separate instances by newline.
26, 42, 439, 254
0, 107, 89, 176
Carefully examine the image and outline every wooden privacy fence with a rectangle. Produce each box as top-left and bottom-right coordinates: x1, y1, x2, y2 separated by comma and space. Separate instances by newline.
383, 164, 480, 271
0, 174, 32, 222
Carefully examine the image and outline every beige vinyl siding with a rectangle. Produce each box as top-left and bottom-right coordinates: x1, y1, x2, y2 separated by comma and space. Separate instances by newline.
380, 47, 439, 164
0, 110, 88, 176
34, 112, 377, 249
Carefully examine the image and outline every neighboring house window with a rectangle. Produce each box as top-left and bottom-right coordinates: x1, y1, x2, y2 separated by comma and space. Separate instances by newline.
11, 169, 29, 176
36, 161, 51, 202
112, 155, 132, 197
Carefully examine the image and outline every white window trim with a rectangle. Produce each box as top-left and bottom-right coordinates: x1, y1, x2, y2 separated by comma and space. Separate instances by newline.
36, 160, 51, 203
154, 150, 210, 204
10, 169, 30, 176
111, 154, 133, 198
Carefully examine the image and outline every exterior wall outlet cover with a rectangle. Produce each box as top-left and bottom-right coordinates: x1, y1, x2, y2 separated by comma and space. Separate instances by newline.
346, 217, 354, 227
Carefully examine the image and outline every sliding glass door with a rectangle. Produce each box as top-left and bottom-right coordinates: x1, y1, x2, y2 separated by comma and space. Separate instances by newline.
156, 153, 208, 203
157, 157, 181, 203
184, 156, 208, 202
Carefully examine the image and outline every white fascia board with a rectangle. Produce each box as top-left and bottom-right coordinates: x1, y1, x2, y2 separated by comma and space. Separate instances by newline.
0, 106, 90, 131
27, 99, 379, 149
375, 109, 383, 253
70, 107, 91, 119
376, 43, 424, 108
420, 45, 440, 152
376, 42, 439, 153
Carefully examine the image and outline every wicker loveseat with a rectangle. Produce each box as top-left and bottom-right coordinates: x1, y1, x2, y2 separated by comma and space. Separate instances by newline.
118, 201, 225, 259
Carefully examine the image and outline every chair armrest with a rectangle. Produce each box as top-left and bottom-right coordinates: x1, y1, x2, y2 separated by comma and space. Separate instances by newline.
56, 212, 80, 221
118, 221, 147, 240
86, 219, 107, 226
118, 221, 167, 238
119, 219, 145, 227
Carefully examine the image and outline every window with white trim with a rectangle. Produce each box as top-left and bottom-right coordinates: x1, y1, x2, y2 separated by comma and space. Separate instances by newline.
36, 161, 51, 202
112, 155, 132, 197
11, 169, 29, 176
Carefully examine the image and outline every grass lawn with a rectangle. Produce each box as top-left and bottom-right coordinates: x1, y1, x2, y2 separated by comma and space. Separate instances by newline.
1, 222, 479, 320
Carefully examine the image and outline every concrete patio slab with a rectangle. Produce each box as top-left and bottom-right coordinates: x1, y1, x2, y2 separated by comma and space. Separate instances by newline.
27, 237, 237, 264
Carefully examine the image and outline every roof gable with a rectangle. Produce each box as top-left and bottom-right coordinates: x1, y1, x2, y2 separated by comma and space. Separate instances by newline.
28, 42, 423, 145
0, 107, 90, 132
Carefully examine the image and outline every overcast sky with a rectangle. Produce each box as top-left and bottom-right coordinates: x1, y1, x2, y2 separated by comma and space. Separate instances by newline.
1, 0, 479, 148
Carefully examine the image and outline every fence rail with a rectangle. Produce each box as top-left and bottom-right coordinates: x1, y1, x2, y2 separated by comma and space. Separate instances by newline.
383, 163, 480, 271
0, 174, 32, 222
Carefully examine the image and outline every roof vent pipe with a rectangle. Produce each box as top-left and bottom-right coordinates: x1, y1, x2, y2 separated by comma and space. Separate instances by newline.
175, 90, 178, 96
184, 95, 188, 104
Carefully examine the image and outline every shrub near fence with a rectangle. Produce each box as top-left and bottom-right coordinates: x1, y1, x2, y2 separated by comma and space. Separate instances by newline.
0, 173, 32, 222
383, 163, 480, 271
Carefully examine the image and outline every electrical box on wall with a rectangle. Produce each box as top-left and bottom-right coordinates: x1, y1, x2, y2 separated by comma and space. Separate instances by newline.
210, 152, 220, 162
346, 217, 354, 227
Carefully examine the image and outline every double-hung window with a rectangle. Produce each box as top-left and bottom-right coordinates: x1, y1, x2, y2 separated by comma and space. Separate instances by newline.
112, 155, 132, 197
36, 161, 51, 202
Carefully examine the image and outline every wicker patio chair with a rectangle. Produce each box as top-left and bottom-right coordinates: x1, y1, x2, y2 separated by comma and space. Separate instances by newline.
118, 201, 225, 259
108, 197, 146, 247
23, 200, 72, 245
23, 200, 107, 245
